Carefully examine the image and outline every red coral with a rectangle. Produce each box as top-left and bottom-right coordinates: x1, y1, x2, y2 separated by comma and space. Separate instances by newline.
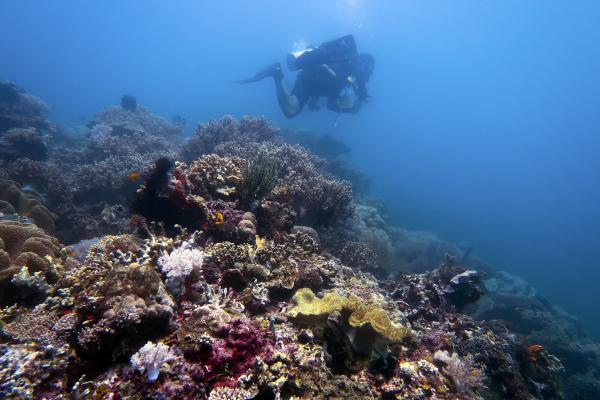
197, 318, 274, 386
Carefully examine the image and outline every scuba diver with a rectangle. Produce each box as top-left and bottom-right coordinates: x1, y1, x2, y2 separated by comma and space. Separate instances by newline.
238, 35, 374, 118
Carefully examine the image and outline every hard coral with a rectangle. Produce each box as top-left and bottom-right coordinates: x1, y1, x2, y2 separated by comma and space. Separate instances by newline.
0, 221, 60, 289
61, 236, 174, 360
181, 115, 279, 161
90, 104, 182, 139
0, 128, 47, 161
182, 154, 245, 201
218, 140, 355, 226
0, 179, 56, 233
0, 80, 51, 133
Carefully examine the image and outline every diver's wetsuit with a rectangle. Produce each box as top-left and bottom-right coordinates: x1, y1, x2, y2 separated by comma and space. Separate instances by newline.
239, 35, 373, 118
291, 60, 366, 114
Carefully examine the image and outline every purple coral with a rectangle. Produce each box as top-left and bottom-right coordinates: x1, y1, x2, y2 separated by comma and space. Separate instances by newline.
198, 318, 274, 386
131, 341, 175, 381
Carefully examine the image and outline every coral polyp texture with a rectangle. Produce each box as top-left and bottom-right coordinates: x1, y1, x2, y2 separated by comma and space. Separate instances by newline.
159, 245, 206, 279
131, 341, 175, 381
0, 90, 599, 399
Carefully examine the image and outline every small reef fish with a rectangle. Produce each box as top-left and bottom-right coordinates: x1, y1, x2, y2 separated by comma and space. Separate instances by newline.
212, 211, 224, 225
127, 171, 142, 181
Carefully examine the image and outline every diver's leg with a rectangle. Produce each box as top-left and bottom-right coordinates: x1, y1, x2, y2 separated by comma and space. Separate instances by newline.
238, 62, 303, 118
274, 79, 303, 118
236, 62, 283, 83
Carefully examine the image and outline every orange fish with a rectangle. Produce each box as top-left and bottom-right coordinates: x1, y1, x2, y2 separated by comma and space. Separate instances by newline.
127, 171, 141, 181
212, 211, 224, 225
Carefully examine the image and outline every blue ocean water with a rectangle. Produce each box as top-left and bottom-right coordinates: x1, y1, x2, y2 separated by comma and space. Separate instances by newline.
1, 0, 599, 339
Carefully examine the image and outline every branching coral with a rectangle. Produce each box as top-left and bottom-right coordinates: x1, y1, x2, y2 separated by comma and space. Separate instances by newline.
0, 80, 51, 133
181, 115, 279, 161
217, 140, 354, 226
90, 104, 182, 139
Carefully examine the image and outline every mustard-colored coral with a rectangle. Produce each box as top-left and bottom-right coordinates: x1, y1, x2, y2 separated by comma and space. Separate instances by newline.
346, 299, 411, 343
288, 288, 412, 345
289, 288, 347, 322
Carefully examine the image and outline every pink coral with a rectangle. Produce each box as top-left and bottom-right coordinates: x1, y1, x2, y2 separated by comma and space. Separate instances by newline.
197, 318, 274, 386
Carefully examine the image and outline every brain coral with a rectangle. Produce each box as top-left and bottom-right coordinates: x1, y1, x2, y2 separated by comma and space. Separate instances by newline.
0, 179, 56, 233
0, 221, 60, 276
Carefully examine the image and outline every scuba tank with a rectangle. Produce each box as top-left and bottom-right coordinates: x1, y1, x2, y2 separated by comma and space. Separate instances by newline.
287, 34, 358, 71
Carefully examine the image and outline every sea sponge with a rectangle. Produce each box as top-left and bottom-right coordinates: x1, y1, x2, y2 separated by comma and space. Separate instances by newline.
289, 288, 412, 353
0, 180, 56, 233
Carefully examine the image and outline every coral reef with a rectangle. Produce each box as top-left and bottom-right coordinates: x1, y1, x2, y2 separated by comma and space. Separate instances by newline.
1, 94, 599, 399
0, 80, 52, 133
0, 96, 184, 243
0, 128, 48, 162
181, 115, 279, 161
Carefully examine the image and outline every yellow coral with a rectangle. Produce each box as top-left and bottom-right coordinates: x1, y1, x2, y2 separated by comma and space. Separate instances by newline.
346, 298, 412, 343
288, 288, 412, 346
255, 235, 266, 249
289, 288, 347, 321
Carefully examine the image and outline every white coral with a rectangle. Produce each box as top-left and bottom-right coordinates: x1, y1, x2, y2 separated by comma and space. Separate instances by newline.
208, 385, 258, 400
158, 246, 205, 278
433, 350, 484, 393
130, 341, 175, 381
